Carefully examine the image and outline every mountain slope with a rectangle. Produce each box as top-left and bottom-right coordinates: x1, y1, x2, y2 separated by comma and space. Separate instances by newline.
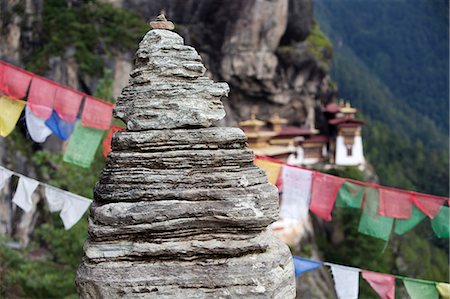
315, 0, 449, 132
314, 0, 449, 196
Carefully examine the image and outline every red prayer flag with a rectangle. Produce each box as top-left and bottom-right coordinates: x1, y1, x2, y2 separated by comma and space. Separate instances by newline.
27, 77, 56, 119
0, 63, 5, 93
378, 188, 412, 219
362, 271, 395, 299
309, 172, 345, 221
81, 97, 114, 130
102, 126, 123, 157
54, 86, 83, 122
2, 64, 32, 99
412, 193, 446, 219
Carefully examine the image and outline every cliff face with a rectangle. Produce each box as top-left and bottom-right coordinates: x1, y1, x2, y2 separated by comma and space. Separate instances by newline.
116, 0, 335, 129
1, 0, 335, 128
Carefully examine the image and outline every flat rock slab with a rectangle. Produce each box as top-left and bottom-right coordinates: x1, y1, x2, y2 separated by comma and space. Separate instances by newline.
77, 238, 295, 299
84, 231, 274, 261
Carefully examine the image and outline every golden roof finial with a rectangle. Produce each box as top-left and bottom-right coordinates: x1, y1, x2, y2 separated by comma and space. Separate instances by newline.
239, 114, 266, 128
150, 13, 175, 30
269, 113, 288, 125
339, 99, 345, 107
340, 100, 357, 114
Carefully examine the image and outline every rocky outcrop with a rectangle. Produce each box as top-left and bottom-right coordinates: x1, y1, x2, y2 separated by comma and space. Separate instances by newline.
76, 28, 295, 298
112, 0, 336, 129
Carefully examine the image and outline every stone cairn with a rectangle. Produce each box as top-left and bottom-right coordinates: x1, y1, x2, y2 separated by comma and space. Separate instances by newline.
76, 16, 295, 298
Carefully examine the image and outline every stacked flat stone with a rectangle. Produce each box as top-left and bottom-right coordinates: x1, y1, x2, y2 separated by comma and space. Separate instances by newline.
76, 28, 295, 298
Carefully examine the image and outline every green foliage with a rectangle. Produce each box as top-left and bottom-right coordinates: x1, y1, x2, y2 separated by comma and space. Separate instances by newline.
315, 166, 448, 297
277, 22, 333, 71
305, 22, 333, 66
314, 0, 449, 197
26, 0, 148, 76
95, 68, 115, 103
4, 32, 114, 295
315, 0, 449, 131
323, 166, 365, 181
0, 229, 82, 298
364, 121, 449, 196
0, 147, 104, 298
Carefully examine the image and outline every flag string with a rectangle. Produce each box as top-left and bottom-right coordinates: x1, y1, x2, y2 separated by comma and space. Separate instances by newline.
255, 154, 449, 203
0, 164, 90, 201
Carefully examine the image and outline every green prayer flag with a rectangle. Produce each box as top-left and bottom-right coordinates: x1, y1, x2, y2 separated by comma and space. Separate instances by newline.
63, 121, 105, 168
335, 181, 364, 208
403, 278, 439, 299
358, 187, 394, 241
431, 206, 449, 238
394, 205, 426, 235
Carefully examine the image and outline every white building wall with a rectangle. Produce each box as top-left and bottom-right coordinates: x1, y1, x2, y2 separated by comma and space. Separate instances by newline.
335, 136, 364, 166
287, 147, 320, 166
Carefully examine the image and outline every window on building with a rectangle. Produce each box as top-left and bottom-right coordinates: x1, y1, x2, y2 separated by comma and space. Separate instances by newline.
347, 146, 352, 156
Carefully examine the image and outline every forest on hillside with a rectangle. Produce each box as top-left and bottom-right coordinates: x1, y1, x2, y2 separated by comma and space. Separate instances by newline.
315, 0, 449, 198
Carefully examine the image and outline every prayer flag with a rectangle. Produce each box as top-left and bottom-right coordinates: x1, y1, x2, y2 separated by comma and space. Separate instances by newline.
394, 205, 426, 235
254, 158, 282, 185
102, 126, 123, 157
59, 191, 92, 229
54, 86, 83, 122
310, 172, 345, 221
280, 165, 312, 219
412, 193, 446, 219
63, 121, 105, 168
436, 283, 450, 299
0, 166, 13, 191
378, 188, 412, 219
358, 187, 394, 241
330, 264, 360, 299
0, 96, 26, 137
2, 64, 32, 99
0, 63, 5, 92
430, 206, 449, 238
81, 97, 113, 130
25, 106, 52, 143
45, 110, 75, 141
335, 181, 364, 209
27, 76, 56, 119
362, 270, 395, 299
293, 257, 322, 276
402, 277, 438, 299
12, 177, 39, 213
44, 186, 65, 212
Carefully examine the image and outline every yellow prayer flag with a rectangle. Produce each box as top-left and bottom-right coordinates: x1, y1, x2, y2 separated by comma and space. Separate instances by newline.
0, 96, 26, 137
254, 158, 282, 185
437, 283, 450, 299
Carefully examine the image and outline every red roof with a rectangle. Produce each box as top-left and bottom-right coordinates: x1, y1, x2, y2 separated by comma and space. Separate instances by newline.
325, 102, 340, 113
337, 123, 364, 128
302, 135, 329, 143
275, 126, 314, 138
328, 116, 364, 126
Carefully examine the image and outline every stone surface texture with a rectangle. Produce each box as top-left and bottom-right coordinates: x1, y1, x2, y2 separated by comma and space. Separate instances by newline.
76, 29, 295, 298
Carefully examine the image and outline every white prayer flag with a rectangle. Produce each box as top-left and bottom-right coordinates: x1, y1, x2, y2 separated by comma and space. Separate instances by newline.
59, 193, 92, 229
44, 186, 65, 212
25, 105, 52, 143
280, 165, 313, 219
12, 177, 39, 212
0, 166, 13, 191
330, 263, 360, 299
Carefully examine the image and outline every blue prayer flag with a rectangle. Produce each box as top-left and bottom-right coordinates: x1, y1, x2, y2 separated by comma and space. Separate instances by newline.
45, 110, 75, 141
293, 256, 323, 276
